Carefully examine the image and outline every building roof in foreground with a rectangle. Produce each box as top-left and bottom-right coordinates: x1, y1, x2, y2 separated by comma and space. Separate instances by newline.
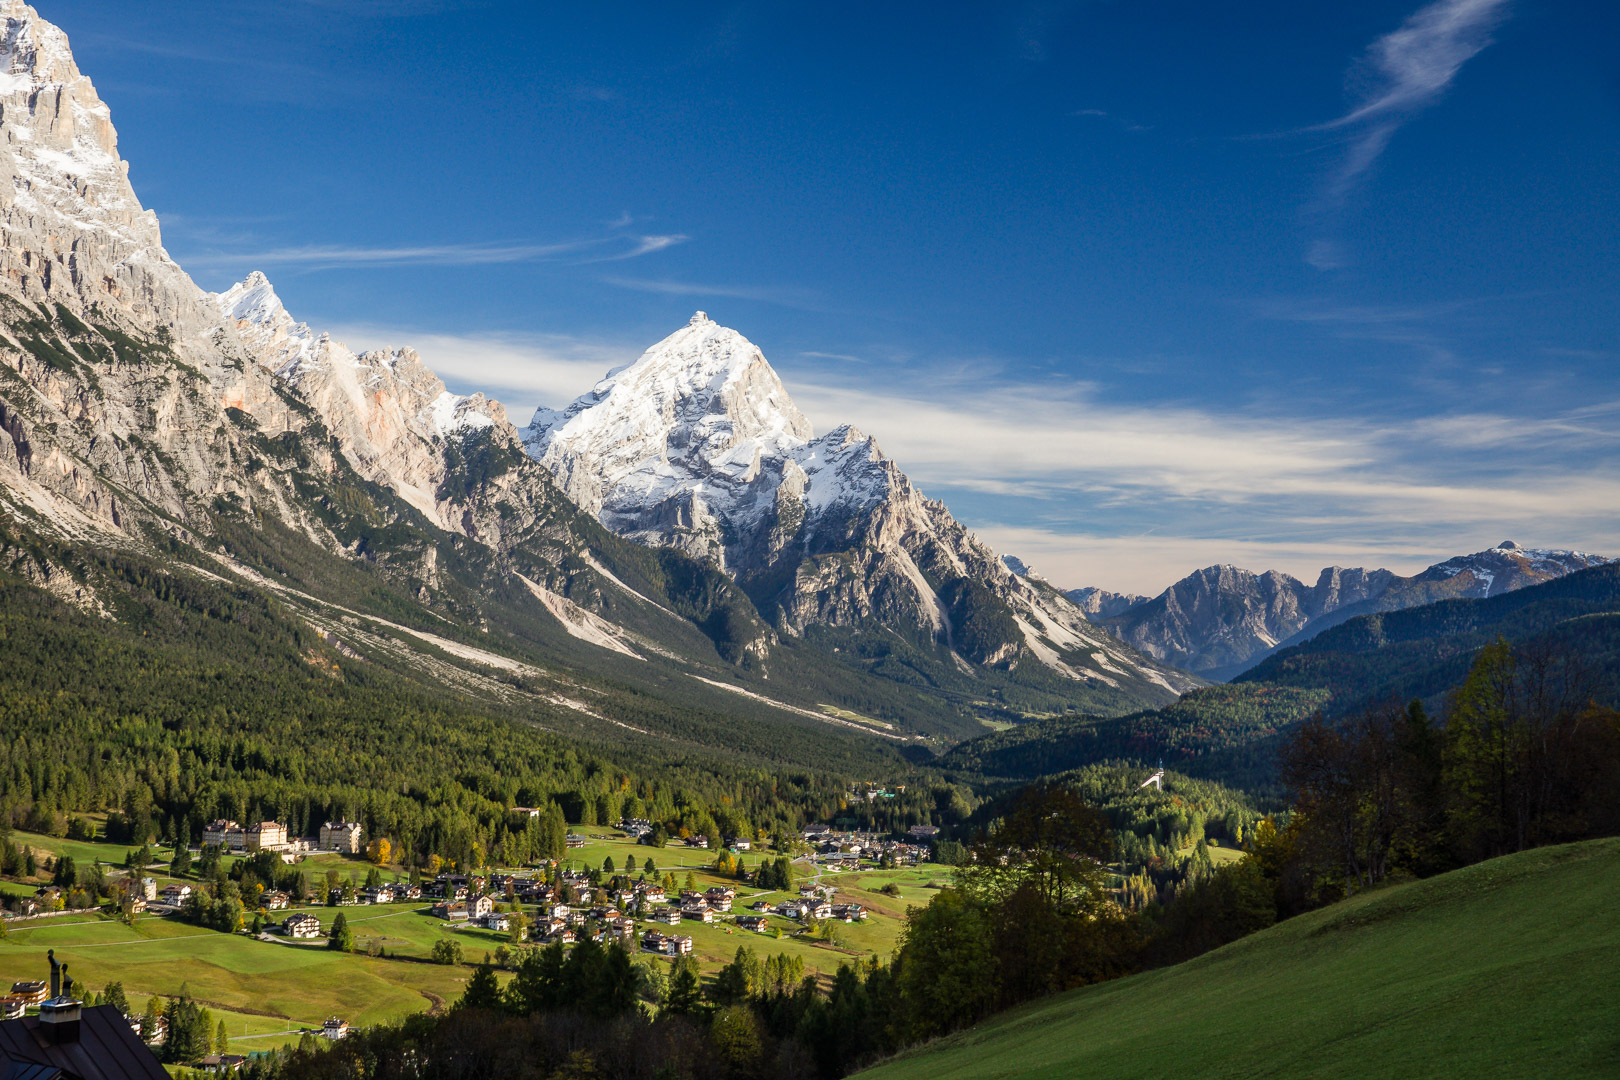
0, 1004, 168, 1080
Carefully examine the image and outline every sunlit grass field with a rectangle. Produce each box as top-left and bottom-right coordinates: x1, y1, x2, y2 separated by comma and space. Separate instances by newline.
857, 837, 1620, 1080
0, 827, 950, 1046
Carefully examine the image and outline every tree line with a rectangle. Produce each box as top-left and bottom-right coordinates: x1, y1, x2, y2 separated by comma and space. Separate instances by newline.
1261, 638, 1620, 911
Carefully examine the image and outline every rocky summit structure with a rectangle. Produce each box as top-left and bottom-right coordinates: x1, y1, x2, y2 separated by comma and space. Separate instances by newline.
525, 314, 1197, 698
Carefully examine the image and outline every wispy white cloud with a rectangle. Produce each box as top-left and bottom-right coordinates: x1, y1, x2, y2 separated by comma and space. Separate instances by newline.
1303, 0, 1511, 265
800, 350, 871, 365
584, 235, 688, 263
324, 325, 634, 419
599, 276, 822, 309
1071, 107, 1152, 133
1325, 0, 1511, 132
784, 369, 1620, 592
179, 232, 683, 271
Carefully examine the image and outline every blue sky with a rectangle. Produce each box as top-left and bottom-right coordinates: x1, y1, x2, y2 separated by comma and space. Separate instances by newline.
55, 0, 1620, 592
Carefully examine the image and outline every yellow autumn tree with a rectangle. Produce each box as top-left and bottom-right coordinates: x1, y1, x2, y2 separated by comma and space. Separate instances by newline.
367, 838, 392, 866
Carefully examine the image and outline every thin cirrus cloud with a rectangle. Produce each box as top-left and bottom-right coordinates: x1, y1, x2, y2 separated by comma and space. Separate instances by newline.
1301, 0, 1511, 267
782, 371, 1620, 591
178, 233, 685, 271
599, 276, 824, 309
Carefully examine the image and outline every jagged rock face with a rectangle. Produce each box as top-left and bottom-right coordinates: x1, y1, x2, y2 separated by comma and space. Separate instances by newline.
525, 313, 1199, 695
0, 2, 235, 345
215, 273, 508, 532
0, 2, 602, 608
1065, 585, 1148, 621
0, 2, 301, 535
1091, 543, 1610, 679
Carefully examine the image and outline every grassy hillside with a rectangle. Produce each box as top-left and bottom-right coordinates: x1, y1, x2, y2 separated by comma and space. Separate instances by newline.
858, 837, 1620, 1080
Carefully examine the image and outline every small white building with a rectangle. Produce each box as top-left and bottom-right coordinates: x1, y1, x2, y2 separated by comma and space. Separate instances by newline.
284, 913, 322, 938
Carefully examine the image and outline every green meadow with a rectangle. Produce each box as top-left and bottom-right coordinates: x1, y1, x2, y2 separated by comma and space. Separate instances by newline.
857, 837, 1620, 1080
0, 828, 948, 1043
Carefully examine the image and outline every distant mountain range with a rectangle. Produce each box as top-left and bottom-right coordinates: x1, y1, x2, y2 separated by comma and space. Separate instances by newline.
1060, 543, 1611, 680
945, 559, 1620, 795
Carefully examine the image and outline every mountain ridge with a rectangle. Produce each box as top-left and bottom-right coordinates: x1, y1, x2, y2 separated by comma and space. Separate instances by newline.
1072, 541, 1610, 680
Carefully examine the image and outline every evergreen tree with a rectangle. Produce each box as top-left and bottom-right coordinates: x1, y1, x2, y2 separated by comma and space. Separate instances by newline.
328, 912, 353, 952
460, 964, 502, 1010
662, 956, 703, 1017
52, 854, 76, 888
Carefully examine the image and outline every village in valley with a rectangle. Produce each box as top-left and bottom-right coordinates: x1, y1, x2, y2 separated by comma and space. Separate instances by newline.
0, 808, 949, 1064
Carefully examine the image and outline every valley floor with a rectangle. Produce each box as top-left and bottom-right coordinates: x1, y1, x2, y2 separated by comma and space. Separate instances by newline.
857, 837, 1620, 1080
0, 829, 945, 1050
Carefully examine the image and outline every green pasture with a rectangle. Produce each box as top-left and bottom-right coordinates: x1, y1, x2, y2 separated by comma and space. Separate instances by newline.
0, 826, 949, 1036
858, 837, 1620, 1080
0, 908, 476, 1037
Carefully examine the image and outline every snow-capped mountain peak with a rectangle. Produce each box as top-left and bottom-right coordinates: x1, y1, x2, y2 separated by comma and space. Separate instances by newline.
522, 314, 1196, 699
214, 271, 319, 378
1420, 541, 1610, 598
523, 313, 822, 539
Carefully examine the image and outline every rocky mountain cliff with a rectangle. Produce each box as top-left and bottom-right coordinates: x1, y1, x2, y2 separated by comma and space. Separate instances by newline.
525, 314, 1197, 703
1082, 542, 1611, 680
0, 1, 1190, 758
1066, 585, 1149, 621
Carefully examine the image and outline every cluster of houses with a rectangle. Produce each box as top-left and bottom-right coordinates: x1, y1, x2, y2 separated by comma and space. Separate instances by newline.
746, 883, 868, 924
268, 860, 868, 949
798, 823, 932, 868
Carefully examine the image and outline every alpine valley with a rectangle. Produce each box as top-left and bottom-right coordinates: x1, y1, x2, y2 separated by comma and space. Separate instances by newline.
0, 0, 1191, 780
0, 7, 1617, 1080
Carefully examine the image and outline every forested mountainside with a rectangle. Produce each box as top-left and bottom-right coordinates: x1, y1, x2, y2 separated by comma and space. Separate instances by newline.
1077, 542, 1609, 680
0, 0, 1189, 777
938, 684, 1330, 795
0, 530, 999, 864
938, 562, 1620, 795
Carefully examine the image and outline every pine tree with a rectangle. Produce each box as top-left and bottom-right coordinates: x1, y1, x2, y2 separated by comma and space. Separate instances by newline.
460, 964, 502, 1010
663, 957, 702, 1017
328, 912, 353, 952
